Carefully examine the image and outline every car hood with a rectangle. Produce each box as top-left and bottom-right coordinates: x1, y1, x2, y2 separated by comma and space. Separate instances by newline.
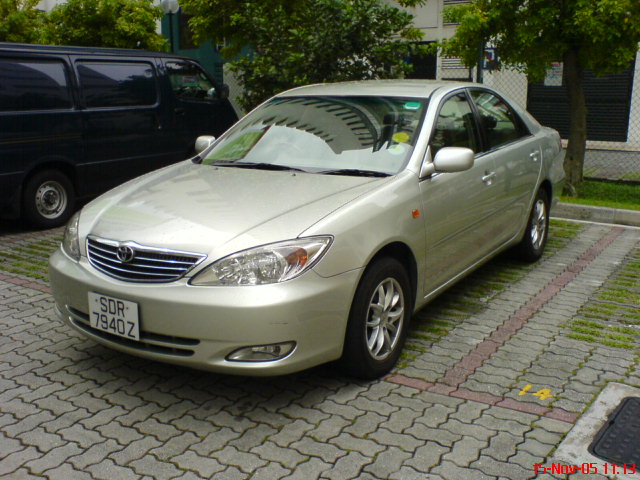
80, 161, 385, 258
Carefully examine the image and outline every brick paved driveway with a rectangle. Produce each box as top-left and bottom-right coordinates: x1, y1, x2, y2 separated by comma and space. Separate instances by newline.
1, 219, 639, 480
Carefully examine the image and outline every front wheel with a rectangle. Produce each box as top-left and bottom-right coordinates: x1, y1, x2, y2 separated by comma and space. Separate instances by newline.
22, 170, 75, 229
516, 189, 549, 262
340, 257, 411, 379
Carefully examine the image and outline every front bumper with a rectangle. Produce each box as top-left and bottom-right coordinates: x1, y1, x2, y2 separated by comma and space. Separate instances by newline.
49, 248, 361, 376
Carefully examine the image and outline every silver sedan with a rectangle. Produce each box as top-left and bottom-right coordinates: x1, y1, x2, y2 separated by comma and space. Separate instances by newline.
49, 80, 564, 378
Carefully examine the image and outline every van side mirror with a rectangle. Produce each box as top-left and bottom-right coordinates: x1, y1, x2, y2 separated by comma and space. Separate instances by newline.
218, 84, 229, 100
206, 84, 229, 101
195, 135, 216, 154
420, 147, 474, 177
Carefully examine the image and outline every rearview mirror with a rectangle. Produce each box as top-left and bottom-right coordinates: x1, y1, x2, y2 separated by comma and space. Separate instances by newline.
420, 147, 474, 177
195, 135, 216, 154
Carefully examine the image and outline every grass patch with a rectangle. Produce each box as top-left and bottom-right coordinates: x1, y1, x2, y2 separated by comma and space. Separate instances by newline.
0, 235, 62, 282
560, 180, 640, 211
565, 247, 640, 349
567, 333, 635, 350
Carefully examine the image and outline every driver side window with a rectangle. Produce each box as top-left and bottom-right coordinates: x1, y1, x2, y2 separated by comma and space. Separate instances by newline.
431, 93, 479, 157
166, 61, 216, 101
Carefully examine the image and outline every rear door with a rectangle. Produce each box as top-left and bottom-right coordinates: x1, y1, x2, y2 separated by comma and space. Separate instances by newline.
73, 57, 182, 195
469, 89, 542, 244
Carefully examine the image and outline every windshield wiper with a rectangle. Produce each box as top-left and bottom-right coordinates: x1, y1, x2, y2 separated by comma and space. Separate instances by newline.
319, 168, 390, 178
212, 162, 307, 172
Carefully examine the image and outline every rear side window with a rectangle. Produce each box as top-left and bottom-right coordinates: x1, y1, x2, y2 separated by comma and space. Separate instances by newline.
470, 90, 529, 150
0, 59, 72, 112
77, 61, 157, 108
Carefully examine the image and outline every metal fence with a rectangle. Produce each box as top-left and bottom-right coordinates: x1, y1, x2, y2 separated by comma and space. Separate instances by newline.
480, 64, 640, 183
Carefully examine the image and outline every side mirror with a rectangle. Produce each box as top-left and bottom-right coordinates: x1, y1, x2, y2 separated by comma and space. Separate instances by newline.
420, 147, 474, 177
195, 135, 216, 154
218, 84, 230, 100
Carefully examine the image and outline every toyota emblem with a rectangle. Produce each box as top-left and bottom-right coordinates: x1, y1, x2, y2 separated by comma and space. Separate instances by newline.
116, 245, 135, 263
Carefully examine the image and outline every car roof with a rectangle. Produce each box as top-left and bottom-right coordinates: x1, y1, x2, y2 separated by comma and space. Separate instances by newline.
0, 42, 187, 60
277, 79, 478, 99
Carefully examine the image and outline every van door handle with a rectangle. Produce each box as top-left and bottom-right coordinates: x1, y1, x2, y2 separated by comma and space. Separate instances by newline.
530, 151, 540, 162
174, 107, 185, 116
482, 171, 496, 185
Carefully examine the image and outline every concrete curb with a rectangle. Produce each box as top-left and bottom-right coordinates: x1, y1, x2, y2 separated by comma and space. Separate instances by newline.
554, 202, 640, 227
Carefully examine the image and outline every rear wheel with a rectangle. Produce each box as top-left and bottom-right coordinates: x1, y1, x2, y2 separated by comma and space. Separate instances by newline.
22, 170, 75, 229
340, 257, 411, 379
516, 189, 549, 262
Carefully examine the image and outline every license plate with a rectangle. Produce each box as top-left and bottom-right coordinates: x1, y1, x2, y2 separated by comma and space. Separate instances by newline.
88, 292, 140, 341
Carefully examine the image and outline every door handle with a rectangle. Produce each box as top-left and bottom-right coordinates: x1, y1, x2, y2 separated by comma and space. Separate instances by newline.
530, 151, 540, 162
482, 171, 496, 185
174, 107, 185, 116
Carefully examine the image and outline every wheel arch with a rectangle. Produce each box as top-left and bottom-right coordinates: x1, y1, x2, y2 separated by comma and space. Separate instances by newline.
22, 158, 78, 200
365, 241, 418, 313
538, 179, 552, 209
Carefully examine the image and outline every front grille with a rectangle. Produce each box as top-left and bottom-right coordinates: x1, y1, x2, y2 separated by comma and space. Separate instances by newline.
68, 306, 199, 357
87, 236, 206, 282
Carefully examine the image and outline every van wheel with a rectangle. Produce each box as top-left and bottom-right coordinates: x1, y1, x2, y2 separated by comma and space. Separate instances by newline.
23, 170, 75, 229
516, 189, 549, 262
340, 257, 410, 380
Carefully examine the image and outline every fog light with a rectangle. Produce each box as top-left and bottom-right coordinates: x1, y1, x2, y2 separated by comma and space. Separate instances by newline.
226, 342, 296, 362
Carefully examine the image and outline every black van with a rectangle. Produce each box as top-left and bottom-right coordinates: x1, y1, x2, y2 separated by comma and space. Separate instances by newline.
0, 43, 238, 227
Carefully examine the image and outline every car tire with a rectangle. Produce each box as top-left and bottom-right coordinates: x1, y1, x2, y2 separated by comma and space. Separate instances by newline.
22, 170, 75, 229
516, 189, 549, 262
340, 257, 411, 380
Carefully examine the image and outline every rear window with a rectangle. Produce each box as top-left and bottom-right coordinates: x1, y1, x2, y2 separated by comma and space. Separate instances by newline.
0, 59, 72, 112
77, 61, 157, 108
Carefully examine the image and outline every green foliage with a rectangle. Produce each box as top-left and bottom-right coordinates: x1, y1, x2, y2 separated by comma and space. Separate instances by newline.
442, 0, 640, 81
441, 0, 640, 190
40, 0, 167, 51
0, 0, 45, 43
181, 0, 427, 110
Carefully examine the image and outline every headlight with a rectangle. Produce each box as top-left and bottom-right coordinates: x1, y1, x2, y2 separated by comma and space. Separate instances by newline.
62, 211, 81, 261
190, 236, 333, 286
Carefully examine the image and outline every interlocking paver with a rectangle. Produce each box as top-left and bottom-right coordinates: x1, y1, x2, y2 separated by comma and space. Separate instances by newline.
1, 221, 638, 479
214, 445, 268, 473
171, 450, 226, 477
44, 462, 95, 480
87, 458, 141, 480
281, 457, 331, 480
320, 450, 371, 480
251, 440, 308, 469
17, 426, 66, 453
129, 454, 184, 479
24, 442, 83, 474
69, 438, 122, 469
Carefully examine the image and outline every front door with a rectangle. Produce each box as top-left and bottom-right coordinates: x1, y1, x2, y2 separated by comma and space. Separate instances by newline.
164, 60, 238, 149
419, 92, 501, 295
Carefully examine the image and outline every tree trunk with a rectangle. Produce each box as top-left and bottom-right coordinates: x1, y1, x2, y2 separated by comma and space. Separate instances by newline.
562, 48, 587, 195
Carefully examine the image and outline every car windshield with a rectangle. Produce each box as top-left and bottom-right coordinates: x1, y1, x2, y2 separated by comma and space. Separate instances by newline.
202, 95, 428, 175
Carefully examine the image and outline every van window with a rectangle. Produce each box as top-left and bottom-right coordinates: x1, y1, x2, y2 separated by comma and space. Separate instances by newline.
77, 61, 157, 108
166, 61, 216, 101
0, 59, 72, 112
